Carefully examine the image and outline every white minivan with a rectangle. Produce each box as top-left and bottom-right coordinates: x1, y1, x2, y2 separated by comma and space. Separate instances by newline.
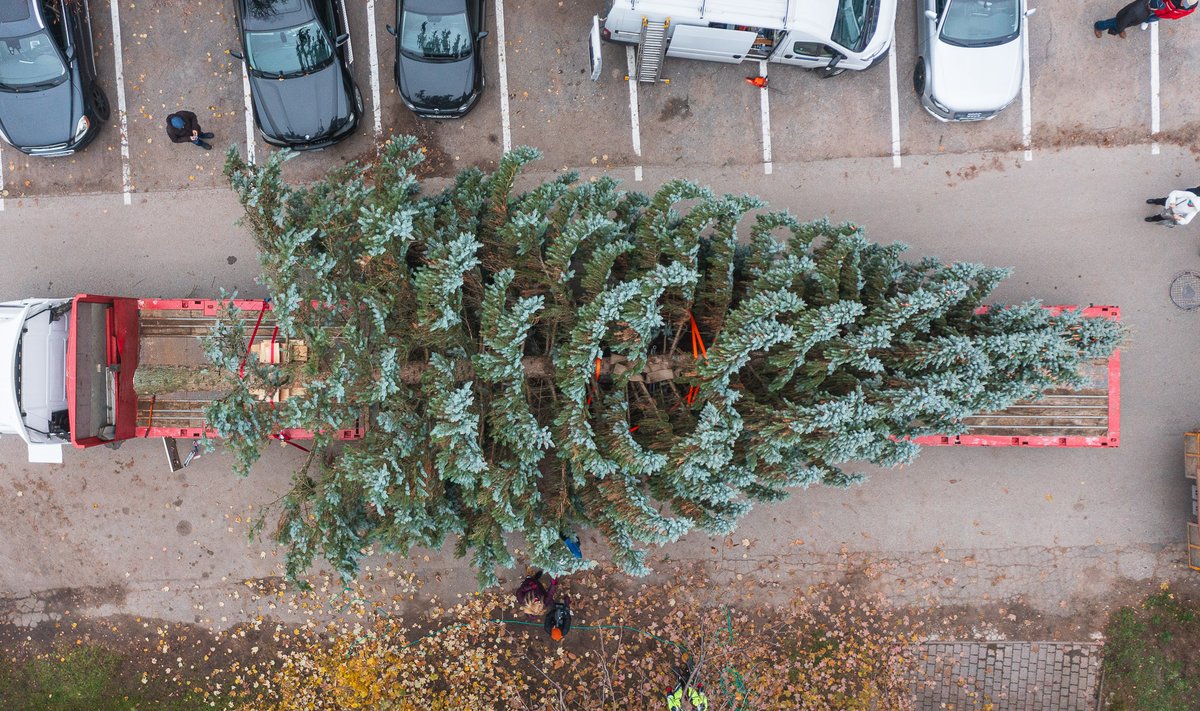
601, 0, 896, 78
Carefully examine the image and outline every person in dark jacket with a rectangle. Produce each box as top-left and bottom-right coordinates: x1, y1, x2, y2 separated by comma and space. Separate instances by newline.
543, 595, 572, 641
1094, 0, 1157, 37
165, 111, 214, 150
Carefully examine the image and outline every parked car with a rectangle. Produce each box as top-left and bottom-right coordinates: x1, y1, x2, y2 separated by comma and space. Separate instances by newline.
388, 0, 485, 118
0, 0, 107, 156
913, 0, 1035, 122
230, 0, 361, 149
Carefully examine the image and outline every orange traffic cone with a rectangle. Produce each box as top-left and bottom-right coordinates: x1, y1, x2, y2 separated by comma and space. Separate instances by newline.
745, 76, 768, 88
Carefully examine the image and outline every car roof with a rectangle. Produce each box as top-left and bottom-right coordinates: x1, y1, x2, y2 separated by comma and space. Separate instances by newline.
0, 0, 44, 37
239, 0, 316, 32
404, 0, 470, 14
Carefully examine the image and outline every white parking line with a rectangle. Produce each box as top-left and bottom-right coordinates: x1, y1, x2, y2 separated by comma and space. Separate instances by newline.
241, 62, 256, 164
626, 46, 642, 182
1150, 22, 1160, 155
0, 145, 5, 212
109, 0, 131, 205
1021, 29, 1032, 161
887, 39, 901, 169
494, 0, 512, 153
758, 61, 772, 175
366, 0, 382, 142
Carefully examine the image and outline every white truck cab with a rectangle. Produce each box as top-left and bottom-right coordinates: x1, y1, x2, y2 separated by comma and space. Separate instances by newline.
601, 0, 896, 80
0, 298, 73, 463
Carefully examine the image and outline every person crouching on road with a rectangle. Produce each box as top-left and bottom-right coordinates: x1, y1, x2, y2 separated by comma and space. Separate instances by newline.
165, 111, 215, 150
1146, 187, 1200, 226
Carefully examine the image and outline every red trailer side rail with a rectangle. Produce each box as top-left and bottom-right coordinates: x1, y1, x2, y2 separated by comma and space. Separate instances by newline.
913, 305, 1120, 448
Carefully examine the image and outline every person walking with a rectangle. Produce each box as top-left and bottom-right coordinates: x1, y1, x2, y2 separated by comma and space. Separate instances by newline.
1094, 0, 1157, 37
1145, 186, 1200, 226
165, 110, 214, 150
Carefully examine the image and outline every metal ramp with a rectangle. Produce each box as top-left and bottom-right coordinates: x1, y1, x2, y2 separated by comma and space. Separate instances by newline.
636, 17, 669, 83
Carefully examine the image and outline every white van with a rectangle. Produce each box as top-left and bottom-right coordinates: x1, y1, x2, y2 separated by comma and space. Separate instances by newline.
600, 0, 896, 81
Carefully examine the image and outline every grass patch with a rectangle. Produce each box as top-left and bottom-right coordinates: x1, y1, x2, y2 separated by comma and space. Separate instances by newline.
0, 644, 204, 711
1101, 586, 1200, 711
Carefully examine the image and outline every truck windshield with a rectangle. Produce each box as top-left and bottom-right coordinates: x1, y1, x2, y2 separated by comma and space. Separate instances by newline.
245, 21, 333, 77
940, 0, 1020, 48
0, 30, 67, 89
400, 10, 472, 60
830, 0, 880, 53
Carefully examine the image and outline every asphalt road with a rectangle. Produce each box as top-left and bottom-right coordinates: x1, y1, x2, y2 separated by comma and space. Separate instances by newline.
0, 1, 1199, 635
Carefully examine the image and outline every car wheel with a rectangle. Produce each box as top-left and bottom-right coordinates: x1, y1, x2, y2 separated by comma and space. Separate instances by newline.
818, 66, 846, 79
913, 60, 926, 95
90, 85, 111, 122
354, 84, 364, 115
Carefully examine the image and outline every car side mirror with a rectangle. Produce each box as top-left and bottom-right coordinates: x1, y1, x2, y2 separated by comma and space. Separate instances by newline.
386, 24, 396, 36
477, 31, 488, 40
1024, 7, 1037, 16
336, 33, 349, 46
924, 9, 938, 21
228, 49, 244, 60
63, 45, 75, 62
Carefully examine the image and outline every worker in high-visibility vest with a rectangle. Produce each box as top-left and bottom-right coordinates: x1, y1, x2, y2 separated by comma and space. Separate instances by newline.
665, 683, 708, 710
666, 654, 708, 711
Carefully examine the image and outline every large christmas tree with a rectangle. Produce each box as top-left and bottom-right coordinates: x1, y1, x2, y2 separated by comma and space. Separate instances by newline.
209, 137, 1121, 585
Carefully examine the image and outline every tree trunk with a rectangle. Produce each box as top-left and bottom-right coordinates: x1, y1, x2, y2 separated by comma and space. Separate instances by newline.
134, 354, 700, 395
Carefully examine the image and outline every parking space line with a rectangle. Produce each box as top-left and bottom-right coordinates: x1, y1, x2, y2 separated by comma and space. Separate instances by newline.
493, 0, 512, 153
1150, 22, 1160, 155
241, 63, 256, 164
0, 146, 5, 211
758, 61, 772, 175
109, 0, 131, 205
887, 39, 900, 169
366, 0, 382, 142
625, 46, 642, 182
1021, 30, 1032, 161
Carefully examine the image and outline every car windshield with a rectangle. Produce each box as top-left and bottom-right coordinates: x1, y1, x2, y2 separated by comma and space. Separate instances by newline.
0, 30, 67, 88
940, 0, 1020, 47
245, 20, 333, 76
400, 10, 472, 60
830, 0, 880, 53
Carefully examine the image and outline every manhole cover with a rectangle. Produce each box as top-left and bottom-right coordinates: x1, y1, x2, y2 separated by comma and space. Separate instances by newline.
1171, 271, 1200, 310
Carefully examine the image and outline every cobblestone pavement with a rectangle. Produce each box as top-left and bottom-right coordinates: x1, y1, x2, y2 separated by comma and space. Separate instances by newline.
913, 642, 1101, 711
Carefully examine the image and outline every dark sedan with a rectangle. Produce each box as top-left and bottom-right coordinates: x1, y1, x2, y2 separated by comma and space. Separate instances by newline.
230, 0, 361, 150
0, 0, 107, 156
388, 0, 485, 119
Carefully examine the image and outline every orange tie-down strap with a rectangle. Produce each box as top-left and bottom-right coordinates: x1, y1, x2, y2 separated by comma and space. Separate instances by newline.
686, 314, 707, 405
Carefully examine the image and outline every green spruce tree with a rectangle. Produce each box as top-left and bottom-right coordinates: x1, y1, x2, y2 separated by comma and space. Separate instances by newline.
210, 137, 1122, 586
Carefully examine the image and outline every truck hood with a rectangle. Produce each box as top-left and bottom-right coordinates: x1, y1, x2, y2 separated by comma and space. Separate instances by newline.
930, 37, 1022, 113
0, 301, 36, 443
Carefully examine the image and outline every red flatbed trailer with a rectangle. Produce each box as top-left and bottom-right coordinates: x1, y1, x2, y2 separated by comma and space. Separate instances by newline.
913, 305, 1120, 448
67, 294, 363, 453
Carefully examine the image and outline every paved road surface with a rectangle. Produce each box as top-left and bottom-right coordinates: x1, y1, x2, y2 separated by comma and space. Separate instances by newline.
0, 142, 1197, 637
